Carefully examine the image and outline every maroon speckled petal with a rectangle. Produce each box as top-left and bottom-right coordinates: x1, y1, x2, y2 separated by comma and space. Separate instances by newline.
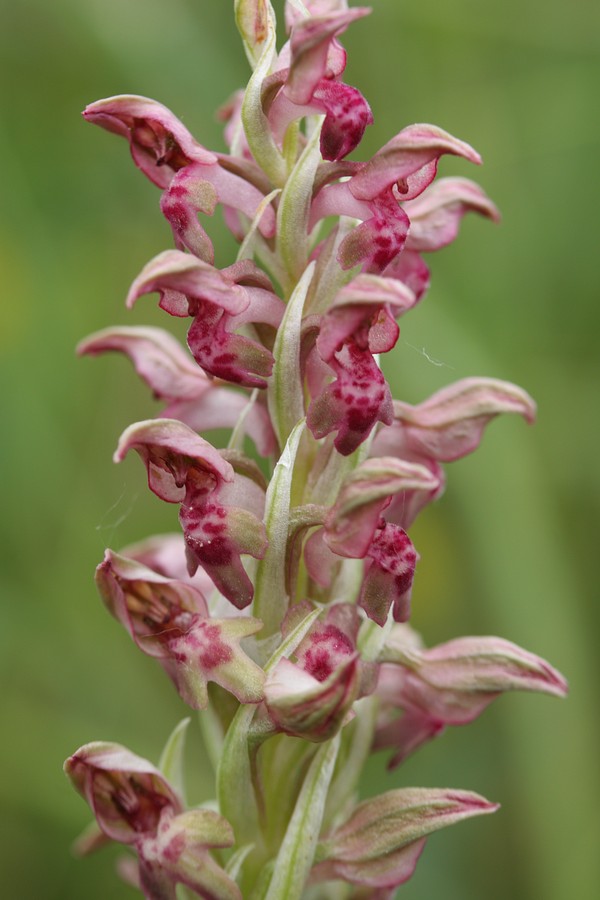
307, 340, 393, 455
359, 522, 418, 626
312, 79, 373, 161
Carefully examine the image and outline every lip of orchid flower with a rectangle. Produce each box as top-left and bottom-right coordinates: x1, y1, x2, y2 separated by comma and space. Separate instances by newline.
358, 521, 419, 626
96, 550, 266, 709
307, 338, 394, 455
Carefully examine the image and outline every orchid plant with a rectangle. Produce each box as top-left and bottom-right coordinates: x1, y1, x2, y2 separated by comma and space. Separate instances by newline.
64, 2, 567, 898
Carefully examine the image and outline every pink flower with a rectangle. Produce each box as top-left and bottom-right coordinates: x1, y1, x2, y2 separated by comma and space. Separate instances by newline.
311, 787, 498, 891
375, 626, 568, 766
126, 250, 284, 389
114, 419, 267, 607
263, 604, 371, 741
64, 742, 240, 899
96, 550, 266, 709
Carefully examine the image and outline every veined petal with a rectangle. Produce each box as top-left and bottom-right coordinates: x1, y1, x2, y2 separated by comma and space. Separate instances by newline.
165, 392, 277, 459
126, 250, 248, 315
383, 631, 568, 698
83, 95, 216, 189
77, 325, 209, 401
379, 377, 537, 463
348, 123, 482, 203
313, 788, 497, 889
382, 249, 431, 302
404, 177, 500, 252
375, 628, 567, 765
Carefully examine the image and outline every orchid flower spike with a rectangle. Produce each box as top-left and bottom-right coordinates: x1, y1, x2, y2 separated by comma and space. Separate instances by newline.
68, 3, 567, 898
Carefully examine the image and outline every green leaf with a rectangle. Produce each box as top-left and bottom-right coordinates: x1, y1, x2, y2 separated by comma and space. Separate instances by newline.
158, 717, 190, 804
263, 733, 341, 900
217, 703, 262, 847
268, 265, 314, 449
276, 122, 324, 287
241, 18, 286, 186
253, 420, 307, 635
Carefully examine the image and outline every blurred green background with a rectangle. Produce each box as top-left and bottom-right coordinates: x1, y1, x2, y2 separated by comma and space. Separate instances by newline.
1, 0, 598, 897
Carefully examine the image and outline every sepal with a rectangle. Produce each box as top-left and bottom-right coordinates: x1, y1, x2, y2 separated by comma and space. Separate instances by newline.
324, 457, 439, 558
404, 176, 500, 252
348, 123, 482, 202
96, 550, 266, 708
82, 95, 216, 189
312, 787, 498, 890
381, 377, 537, 463
376, 627, 568, 765
285, 8, 371, 105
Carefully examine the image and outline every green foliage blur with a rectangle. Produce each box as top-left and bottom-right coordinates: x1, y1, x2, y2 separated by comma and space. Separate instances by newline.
1, 0, 598, 896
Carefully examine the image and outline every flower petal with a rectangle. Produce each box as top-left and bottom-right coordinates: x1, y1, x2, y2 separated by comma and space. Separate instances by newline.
313, 788, 497, 889
83, 95, 216, 189
348, 123, 482, 203
307, 340, 394, 456
64, 742, 181, 843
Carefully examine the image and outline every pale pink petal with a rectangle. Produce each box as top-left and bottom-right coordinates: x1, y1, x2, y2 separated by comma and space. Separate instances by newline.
348, 124, 482, 203
77, 325, 209, 401
404, 176, 500, 252
82, 95, 216, 189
